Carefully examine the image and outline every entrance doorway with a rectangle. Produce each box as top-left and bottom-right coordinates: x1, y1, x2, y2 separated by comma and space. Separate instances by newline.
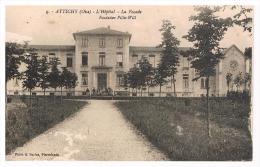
97, 73, 107, 90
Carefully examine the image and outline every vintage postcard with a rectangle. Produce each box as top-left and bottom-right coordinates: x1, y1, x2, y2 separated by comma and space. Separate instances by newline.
2, 1, 257, 165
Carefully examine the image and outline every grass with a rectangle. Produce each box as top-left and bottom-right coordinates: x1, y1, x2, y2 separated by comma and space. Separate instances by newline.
115, 98, 252, 161
6, 96, 87, 154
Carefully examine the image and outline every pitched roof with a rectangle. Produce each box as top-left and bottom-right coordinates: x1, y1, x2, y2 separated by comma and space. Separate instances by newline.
29, 45, 75, 51
223, 44, 244, 56
73, 27, 131, 39
129, 46, 191, 52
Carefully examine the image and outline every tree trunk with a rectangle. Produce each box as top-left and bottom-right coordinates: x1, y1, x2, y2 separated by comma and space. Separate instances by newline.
159, 84, 162, 97
54, 88, 56, 103
147, 86, 150, 96
60, 87, 63, 103
206, 77, 211, 138
173, 80, 176, 97
227, 83, 229, 93
29, 89, 32, 108
43, 88, 46, 108
141, 86, 143, 97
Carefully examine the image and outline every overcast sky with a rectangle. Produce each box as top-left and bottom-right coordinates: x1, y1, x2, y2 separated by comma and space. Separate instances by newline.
6, 6, 253, 51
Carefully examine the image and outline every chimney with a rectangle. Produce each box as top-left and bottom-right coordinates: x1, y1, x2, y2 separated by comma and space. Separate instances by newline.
107, 25, 110, 29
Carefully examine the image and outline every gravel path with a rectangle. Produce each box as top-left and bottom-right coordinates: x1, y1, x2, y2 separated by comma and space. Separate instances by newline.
6, 100, 168, 161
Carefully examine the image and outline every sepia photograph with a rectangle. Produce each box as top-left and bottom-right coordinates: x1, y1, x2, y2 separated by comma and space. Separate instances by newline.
4, 4, 254, 162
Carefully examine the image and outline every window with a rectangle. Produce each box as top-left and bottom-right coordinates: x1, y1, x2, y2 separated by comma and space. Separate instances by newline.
149, 55, 156, 67
81, 72, 88, 86
116, 74, 124, 87
201, 78, 206, 89
67, 57, 73, 67
99, 38, 105, 48
81, 36, 88, 47
116, 52, 123, 67
117, 38, 123, 48
82, 52, 88, 66
183, 74, 189, 89
99, 52, 105, 66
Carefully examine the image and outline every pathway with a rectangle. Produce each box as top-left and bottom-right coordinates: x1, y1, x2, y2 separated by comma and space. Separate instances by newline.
6, 100, 168, 161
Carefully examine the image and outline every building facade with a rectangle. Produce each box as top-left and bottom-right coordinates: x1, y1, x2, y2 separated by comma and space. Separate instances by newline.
6, 26, 251, 97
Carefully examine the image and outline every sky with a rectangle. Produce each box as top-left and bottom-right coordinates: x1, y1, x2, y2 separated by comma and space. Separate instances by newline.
6, 6, 253, 51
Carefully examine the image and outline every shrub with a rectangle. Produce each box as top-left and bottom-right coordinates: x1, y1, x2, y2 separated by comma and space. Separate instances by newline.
184, 98, 191, 106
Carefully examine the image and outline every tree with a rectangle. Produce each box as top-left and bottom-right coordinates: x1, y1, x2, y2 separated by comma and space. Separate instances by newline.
146, 68, 156, 95
48, 57, 61, 96
183, 6, 232, 137
244, 47, 252, 60
126, 66, 141, 95
158, 20, 180, 96
138, 57, 154, 96
59, 67, 67, 101
244, 72, 251, 92
225, 72, 233, 93
6, 42, 25, 82
233, 72, 244, 92
22, 52, 40, 107
60, 67, 78, 99
154, 65, 168, 97
67, 72, 78, 92
38, 56, 49, 97
231, 6, 253, 33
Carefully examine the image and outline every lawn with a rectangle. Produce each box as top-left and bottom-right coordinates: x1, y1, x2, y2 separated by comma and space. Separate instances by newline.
6, 96, 87, 154
115, 98, 252, 161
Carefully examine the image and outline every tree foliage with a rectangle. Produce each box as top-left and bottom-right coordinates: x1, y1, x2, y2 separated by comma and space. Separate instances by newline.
126, 65, 141, 91
233, 72, 244, 91
244, 47, 252, 60
48, 57, 61, 91
183, 6, 233, 137
138, 57, 154, 89
21, 51, 40, 106
154, 65, 168, 96
38, 56, 49, 95
231, 6, 253, 33
183, 6, 233, 80
158, 20, 180, 95
61, 67, 78, 90
225, 72, 233, 93
6, 42, 25, 82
